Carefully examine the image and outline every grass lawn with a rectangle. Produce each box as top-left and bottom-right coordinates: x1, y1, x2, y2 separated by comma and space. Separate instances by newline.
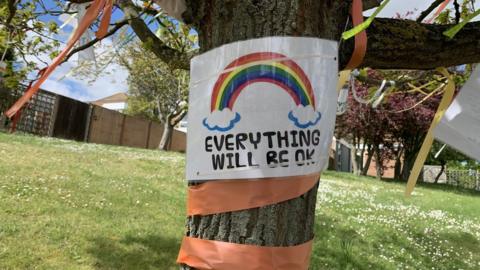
0, 132, 479, 270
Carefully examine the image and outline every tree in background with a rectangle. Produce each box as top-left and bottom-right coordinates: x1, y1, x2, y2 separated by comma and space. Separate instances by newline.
427, 141, 479, 183
120, 43, 188, 150
336, 63, 476, 182
118, 15, 194, 151
336, 69, 459, 181
335, 77, 393, 179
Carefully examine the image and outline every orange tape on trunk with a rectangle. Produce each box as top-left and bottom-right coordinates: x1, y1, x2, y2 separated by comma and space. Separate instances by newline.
177, 236, 313, 270
187, 173, 320, 216
344, 0, 367, 70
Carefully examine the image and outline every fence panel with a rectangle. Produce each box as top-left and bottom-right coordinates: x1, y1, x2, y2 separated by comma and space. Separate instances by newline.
87, 106, 124, 145
148, 122, 163, 149
171, 129, 186, 152
52, 96, 90, 141
121, 116, 150, 148
446, 169, 479, 191
13, 89, 56, 136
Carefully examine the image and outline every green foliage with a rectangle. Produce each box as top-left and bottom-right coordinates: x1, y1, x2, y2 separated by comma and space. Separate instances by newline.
436, 0, 477, 24
0, 0, 65, 112
0, 133, 479, 269
427, 140, 479, 170
119, 16, 194, 125
122, 43, 189, 125
154, 16, 197, 53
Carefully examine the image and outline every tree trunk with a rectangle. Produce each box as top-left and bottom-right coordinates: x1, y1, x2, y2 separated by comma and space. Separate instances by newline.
159, 122, 173, 151
394, 157, 402, 181
434, 161, 446, 184
351, 143, 359, 176
361, 144, 373, 176
393, 147, 403, 181
181, 1, 351, 269
358, 142, 366, 173
373, 145, 383, 180
401, 150, 417, 182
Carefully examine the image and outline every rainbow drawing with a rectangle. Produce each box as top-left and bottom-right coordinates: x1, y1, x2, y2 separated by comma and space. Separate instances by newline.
210, 52, 316, 112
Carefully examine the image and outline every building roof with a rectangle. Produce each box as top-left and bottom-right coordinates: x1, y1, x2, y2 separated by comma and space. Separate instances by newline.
91, 92, 128, 106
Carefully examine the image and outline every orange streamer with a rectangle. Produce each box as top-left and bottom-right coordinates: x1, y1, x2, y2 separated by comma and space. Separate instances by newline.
177, 236, 313, 270
344, 0, 367, 70
96, 0, 113, 39
425, 0, 450, 24
187, 173, 320, 216
5, 0, 111, 118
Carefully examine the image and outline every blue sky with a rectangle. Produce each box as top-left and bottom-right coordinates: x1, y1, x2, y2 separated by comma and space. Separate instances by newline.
33, 0, 133, 102
33, 0, 477, 102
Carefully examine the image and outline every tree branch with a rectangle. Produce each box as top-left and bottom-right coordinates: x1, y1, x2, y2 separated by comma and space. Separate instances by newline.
340, 18, 480, 70
417, 0, 445, 22
62, 20, 129, 63
363, 0, 382, 11
453, 0, 461, 24
6, 0, 18, 27
118, 0, 194, 70
170, 109, 187, 126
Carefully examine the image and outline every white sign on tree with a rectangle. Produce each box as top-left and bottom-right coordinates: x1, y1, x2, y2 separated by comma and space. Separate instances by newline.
434, 67, 480, 161
186, 37, 338, 181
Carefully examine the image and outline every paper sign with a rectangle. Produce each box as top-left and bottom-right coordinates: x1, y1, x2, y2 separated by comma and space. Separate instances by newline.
186, 37, 338, 181
434, 67, 480, 161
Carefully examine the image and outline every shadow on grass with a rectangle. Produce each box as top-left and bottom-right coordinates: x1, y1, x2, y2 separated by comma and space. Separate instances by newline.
88, 234, 181, 270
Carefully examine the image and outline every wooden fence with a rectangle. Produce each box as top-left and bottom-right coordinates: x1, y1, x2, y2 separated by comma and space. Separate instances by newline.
1, 88, 186, 152
445, 169, 480, 191
87, 106, 186, 151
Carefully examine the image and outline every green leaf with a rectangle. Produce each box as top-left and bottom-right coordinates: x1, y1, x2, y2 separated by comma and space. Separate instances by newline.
342, 0, 391, 40
443, 9, 480, 39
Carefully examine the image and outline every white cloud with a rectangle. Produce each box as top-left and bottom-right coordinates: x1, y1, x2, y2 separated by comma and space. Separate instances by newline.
202, 109, 241, 131
288, 105, 321, 128
23, 28, 129, 102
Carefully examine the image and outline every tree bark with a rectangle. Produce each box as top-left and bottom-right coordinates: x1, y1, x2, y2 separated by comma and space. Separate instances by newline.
393, 147, 403, 181
394, 156, 402, 181
180, 0, 350, 269
64, 0, 480, 72
358, 142, 366, 173
434, 161, 446, 184
373, 145, 383, 180
351, 141, 359, 176
343, 18, 480, 70
361, 144, 373, 176
401, 151, 416, 182
158, 122, 173, 151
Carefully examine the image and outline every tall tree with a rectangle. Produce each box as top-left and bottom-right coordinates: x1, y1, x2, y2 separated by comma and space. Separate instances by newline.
121, 43, 189, 150
5, 1, 480, 269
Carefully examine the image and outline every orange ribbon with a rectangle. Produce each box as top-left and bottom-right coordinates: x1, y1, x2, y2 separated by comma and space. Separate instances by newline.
344, 0, 367, 70
181, 174, 320, 269
5, 0, 112, 118
177, 236, 313, 270
425, 0, 450, 24
187, 173, 320, 216
96, 0, 113, 39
